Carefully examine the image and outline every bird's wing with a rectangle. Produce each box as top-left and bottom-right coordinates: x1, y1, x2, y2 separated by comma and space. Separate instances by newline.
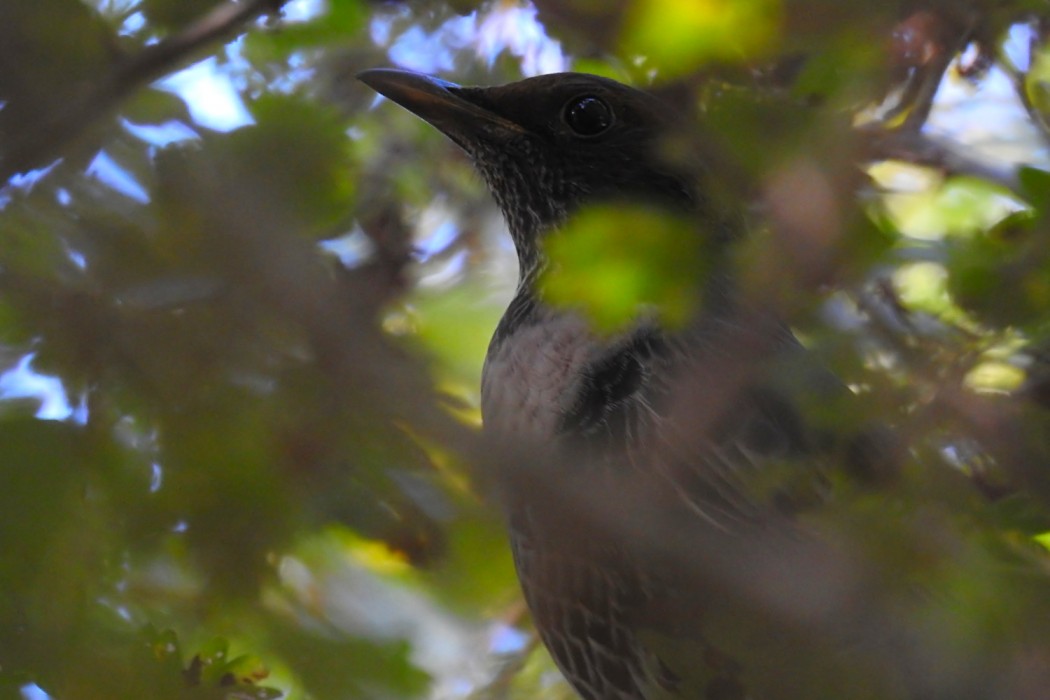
557, 320, 827, 533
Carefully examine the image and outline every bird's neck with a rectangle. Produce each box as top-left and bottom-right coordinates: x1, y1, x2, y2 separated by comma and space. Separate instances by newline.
503, 230, 740, 347
514, 235, 547, 289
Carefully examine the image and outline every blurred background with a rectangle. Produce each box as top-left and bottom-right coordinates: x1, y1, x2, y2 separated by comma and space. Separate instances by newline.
4, 1, 1050, 698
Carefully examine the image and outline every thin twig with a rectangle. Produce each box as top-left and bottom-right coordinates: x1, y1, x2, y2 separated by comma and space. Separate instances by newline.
858, 127, 1022, 193
1000, 19, 1050, 150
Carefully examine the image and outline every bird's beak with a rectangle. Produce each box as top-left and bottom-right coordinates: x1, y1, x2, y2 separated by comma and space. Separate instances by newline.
357, 68, 525, 149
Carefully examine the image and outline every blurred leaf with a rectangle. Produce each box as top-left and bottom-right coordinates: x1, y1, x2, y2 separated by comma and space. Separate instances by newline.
1018, 164, 1050, 217
541, 204, 708, 333
989, 495, 1050, 537
700, 83, 817, 177
1025, 45, 1050, 130
0, 209, 70, 279
183, 636, 280, 695
893, 261, 954, 318
789, 33, 883, 103
945, 207, 1050, 328
224, 95, 356, 237
883, 175, 1023, 241
425, 510, 518, 613
156, 388, 295, 595
266, 621, 428, 699
409, 282, 507, 388
0, 0, 115, 137
0, 417, 85, 602
123, 87, 196, 126
964, 360, 1025, 392
622, 0, 780, 75
245, 0, 367, 58
141, 0, 222, 32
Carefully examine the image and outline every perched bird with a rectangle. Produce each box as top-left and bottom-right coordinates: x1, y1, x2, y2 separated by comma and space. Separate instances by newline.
358, 69, 852, 700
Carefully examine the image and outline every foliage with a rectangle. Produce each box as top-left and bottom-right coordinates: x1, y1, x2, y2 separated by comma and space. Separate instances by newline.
3, 0, 1050, 698
541, 205, 708, 332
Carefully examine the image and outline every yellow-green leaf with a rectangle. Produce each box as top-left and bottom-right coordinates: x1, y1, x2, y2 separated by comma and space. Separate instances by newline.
541, 204, 709, 333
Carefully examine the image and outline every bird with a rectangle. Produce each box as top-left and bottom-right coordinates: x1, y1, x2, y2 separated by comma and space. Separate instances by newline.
358, 69, 862, 700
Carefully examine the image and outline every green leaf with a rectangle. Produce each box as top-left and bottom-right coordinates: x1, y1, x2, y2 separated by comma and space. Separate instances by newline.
1018, 165, 1050, 217
266, 621, 428, 699
621, 0, 780, 76
541, 204, 709, 333
226, 95, 356, 236
141, 0, 221, 32
409, 281, 507, 388
244, 0, 367, 58
884, 175, 1024, 241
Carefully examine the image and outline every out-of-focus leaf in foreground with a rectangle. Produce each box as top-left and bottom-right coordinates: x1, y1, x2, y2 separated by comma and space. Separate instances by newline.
622, 0, 780, 75
541, 205, 709, 333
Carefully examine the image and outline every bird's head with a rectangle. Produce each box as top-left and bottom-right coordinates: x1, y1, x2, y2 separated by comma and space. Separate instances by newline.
358, 69, 699, 275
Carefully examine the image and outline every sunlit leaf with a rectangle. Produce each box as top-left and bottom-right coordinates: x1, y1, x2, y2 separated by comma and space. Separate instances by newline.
1018, 164, 1050, 217
409, 282, 507, 388
1026, 45, 1050, 130
622, 0, 780, 75
893, 261, 952, 316
882, 175, 1024, 240
964, 361, 1024, 393
541, 204, 709, 333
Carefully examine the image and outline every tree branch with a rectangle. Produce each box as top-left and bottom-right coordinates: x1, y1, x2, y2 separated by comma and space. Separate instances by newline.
0, 0, 289, 182
858, 127, 1022, 193
998, 20, 1050, 152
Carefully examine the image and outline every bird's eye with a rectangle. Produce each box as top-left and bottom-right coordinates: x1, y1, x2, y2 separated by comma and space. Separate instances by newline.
563, 96, 613, 137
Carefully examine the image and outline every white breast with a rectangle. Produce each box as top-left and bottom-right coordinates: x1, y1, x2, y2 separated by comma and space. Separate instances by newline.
481, 313, 597, 439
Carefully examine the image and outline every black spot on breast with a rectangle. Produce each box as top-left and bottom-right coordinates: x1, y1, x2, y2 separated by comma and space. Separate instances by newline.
559, 331, 663, 442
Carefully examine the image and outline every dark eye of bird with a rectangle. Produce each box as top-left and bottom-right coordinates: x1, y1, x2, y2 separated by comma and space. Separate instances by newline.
563, 96, 613, 136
